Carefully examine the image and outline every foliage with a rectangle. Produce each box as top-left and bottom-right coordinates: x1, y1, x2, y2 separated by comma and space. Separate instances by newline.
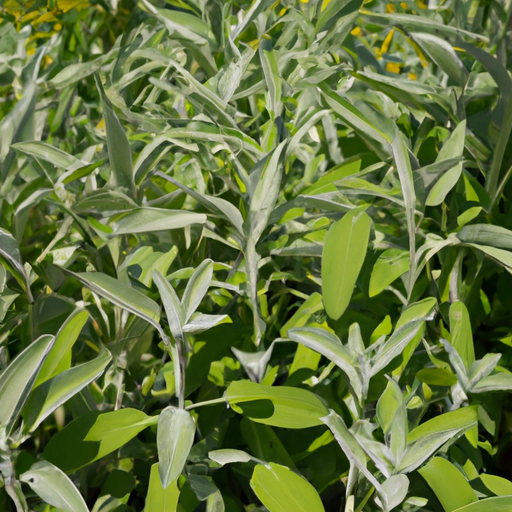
1, 0, 512, 510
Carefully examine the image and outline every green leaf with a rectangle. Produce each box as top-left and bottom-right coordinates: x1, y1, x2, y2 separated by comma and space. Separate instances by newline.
0, 227, 32, 301
391, 133, 417, 293
416, 368, 458, 386
183, 313, 230, 333
466, 244, 512, 270
0, 334, 54, 433
71, 271, 162, 334
144, 463, 180, 512
426, 121, 466, 206
47, 48, 119, 89
182, 259, 213, 322
249, 141, 287, 241
250, 463, 325, 512
407, 406, 478, 444
321, 209, 371, 319
226, 380, 329, 429
370, 321, 424, 376
11, 141, 81, 170
231, 0, 275, 39
34, 309, 89, 387
287, 327, 363, 402
480, 474, 512, 496
156, 173, 244, 236
452, 497, 512, 512
360, 12, 488, 41
20, 461, 88, 512
419, 457, 477, 512
23, 350, 112, 432
412, 33, 468, 86
369, 248, 410, 297
472, 372, 512, 393
398, 407, 478, 472
379, 475, 410, 511
157, 407, 195, 488
153, 270, 184, 341
208, 449, 254, 465
320, 85, 392, 157
322, 410, 385, 501
43, 408, 157, 472
457, 224, 512, 250
450, 301, 475, 369
217, 46, 256, 102
94, 73, 135, 197
260, 45, 282, 119
110, 208, 207, 235
379, 379, 407, 462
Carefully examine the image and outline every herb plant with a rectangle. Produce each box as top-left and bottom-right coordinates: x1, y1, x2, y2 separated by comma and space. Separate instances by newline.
1, 0, 512, 511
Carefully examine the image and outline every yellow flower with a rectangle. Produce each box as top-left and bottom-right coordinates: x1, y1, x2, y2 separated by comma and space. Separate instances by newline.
380, 28, 395, 55
400, 2, 408, 8
386, 3, 396, 12
386, 62, 401, 73
408, 72, 417, 80
351, 26, 361, 36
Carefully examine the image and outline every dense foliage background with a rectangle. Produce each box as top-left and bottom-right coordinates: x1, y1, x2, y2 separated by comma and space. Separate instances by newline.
1, 0, 512, 511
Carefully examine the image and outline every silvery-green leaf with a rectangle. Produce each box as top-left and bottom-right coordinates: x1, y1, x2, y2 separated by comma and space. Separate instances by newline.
20, 461, 88, 512
0, 334, 54, 433
157, 406, 196, 488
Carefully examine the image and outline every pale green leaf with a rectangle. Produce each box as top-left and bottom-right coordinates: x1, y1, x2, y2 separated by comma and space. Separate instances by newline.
321, 210, 371, 320
20, 461, 88, 512
0, 334, 54, 433
250, 463, 325, 512
157, 407, 195, 488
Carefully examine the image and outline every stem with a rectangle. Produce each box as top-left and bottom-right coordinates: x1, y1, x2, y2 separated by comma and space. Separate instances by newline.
245, 239, 263, 346
175, 336, 186, 410
1, 458, 28, 512
28, 303, 34, 343
355, 486, 375, 512
486, 96, 512, 199
186, 397, 228, 410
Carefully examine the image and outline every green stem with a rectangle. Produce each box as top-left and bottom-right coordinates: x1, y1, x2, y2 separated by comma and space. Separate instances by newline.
186, 397, 228, 411
486, 96, 512, 199
355, 486, 375, 512
245, 239, 263, 346
175, 336, 186, 410
5, 483, 28, 512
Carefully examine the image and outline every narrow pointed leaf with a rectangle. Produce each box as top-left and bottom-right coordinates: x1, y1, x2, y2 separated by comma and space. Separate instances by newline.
288, 327, 362, 401
110, 208, 207, 235
0, 227, 32, 301
182, 259, 213, 322
369, 248, 410, 297
71, 271, 162, 333
94, 74, 135, 197
449, 301, 475, 369
23, 350, 112, 432
43, 408, 157, 472
153, 270, 184, 341
0, 334, 54, 432
35, 309, 89, 387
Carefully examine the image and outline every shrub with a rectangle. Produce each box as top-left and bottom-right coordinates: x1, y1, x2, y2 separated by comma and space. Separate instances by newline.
1, 0, 512, 511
